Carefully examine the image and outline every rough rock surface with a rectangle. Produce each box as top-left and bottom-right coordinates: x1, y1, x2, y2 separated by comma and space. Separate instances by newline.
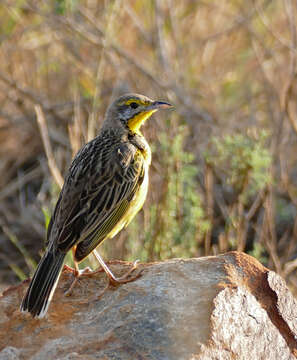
0, 252, 296, 360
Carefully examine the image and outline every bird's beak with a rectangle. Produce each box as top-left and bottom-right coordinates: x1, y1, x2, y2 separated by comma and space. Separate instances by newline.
149, 101, 173, 110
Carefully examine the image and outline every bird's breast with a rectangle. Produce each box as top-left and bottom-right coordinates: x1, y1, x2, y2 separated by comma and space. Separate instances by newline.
108, 155, 150, 239
123, 161, 149, 229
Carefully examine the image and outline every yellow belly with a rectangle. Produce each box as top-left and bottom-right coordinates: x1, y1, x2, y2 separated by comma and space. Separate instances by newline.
107, 163, 149, 239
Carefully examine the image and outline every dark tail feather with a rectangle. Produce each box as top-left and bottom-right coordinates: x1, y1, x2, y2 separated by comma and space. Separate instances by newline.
20, 251, 65, 318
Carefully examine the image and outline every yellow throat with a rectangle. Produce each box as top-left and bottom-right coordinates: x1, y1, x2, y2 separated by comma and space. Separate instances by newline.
127, 109, 157, 134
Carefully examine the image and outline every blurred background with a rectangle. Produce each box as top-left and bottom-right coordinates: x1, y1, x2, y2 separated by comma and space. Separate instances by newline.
0, 0, 297, 296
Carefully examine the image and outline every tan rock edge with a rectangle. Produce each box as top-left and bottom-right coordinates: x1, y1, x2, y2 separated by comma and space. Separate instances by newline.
0, 252, 296, 360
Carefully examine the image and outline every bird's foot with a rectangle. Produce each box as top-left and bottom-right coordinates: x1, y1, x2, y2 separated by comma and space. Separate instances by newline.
92, 250, 142, 287
64, 266, 93, 296
63, 264, 76, 273
107, 260, 142, 286
93, 260, 142, 300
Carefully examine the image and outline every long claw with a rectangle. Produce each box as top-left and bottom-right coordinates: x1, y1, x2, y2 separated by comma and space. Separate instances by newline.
64, 266, 93, 296
108, 259, 141, 286
90, 261, 142, 301
64, 278, 79, 297
92, 250, 142, 286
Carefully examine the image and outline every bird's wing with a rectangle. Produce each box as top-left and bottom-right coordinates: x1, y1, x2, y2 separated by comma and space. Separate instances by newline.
47, 138, 145, 260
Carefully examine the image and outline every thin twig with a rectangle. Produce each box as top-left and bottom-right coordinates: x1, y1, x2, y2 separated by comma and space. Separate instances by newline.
263, 189, 283, 274
0, 167, 43, 202
35, 105, 64, 189
204, 163, 214, 255
254, 0, 297, 53
0, 70, 64, 122
88, 0, 122, 141
281, 0, 297, 135
76, 6, 213, 123
246, 187, 267, 222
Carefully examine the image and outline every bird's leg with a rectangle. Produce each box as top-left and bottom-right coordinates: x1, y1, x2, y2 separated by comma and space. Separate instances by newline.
65, 249, 142, 297
64, 248, 92, 296
63, 247, 92, 275
92, 249, 141, 286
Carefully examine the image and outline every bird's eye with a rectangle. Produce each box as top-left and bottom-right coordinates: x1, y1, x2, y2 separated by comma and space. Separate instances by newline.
129, 102, 139, 109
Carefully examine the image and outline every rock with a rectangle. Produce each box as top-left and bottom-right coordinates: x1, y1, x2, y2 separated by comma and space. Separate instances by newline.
0, 346, 20, 360
0, 252, 296, 359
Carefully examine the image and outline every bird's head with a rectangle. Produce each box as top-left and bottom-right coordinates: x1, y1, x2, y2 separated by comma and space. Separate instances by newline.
104, 93, 172, 134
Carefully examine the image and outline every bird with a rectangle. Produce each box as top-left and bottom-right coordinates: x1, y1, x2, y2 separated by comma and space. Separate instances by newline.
20, 93, 172, 318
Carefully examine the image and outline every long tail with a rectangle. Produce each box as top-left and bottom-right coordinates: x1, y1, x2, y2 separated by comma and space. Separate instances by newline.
20, 250, 65, 318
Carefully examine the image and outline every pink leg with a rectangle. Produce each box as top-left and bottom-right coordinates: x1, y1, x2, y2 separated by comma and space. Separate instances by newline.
92, 249, 141, 286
